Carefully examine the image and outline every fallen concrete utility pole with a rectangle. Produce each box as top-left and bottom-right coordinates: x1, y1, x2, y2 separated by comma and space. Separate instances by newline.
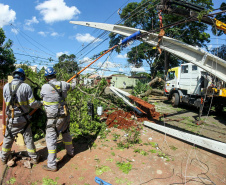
109, 87, 143, 115
110, 87, 160, 120
70, 21, 226, 83
144, 121, 226, 155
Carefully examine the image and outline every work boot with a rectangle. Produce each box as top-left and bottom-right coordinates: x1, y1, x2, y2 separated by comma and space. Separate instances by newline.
66, 153, 74, 158
32, 155, 40, 164
42, 165, 57, 172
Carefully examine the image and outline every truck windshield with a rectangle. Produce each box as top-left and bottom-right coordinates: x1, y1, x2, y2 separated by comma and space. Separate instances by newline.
167, 71, 175, 80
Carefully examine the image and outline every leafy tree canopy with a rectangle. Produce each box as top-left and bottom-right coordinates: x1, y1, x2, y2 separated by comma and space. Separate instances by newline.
0, 28, 16, 79
54, 54, 79, 81
109, 0, 214, 76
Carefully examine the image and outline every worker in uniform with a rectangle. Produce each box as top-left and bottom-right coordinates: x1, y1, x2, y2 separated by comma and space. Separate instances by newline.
41, 67, 76, 172
0, 68, 42, 165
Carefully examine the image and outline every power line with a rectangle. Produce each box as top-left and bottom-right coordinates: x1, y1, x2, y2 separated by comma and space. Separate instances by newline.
10, 24, 56, 57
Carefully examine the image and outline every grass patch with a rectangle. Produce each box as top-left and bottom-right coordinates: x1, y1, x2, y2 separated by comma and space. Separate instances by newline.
116, 161, 132, 174
42, 177, 59, 185
95, 165, 111, 175
6, 177, 16, 185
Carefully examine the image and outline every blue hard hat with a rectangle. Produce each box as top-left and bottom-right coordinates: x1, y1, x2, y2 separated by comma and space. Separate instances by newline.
13, 68, 25, 76
45, 67, 56, 76
13, 68, 25, 81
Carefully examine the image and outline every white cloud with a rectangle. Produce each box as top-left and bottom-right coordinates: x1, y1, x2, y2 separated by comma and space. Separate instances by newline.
130, 66, 145, 72
83, 68, 95, 74
51, 32, 59, 37
11, 28, 18, 34
56, 51, 69, 58
50, 31, 64, 37
74, 33, 102, 43
25, 16, 39, 26
117, 53, 127, 59
97, 61, 121, 68
24, 17, 39, 31
208, 44, 212, 51
79, 57, 92, 64
38, 31, 48, 37
36, 0, 80, 24
0, 4, 16, 28
38, 31, 63, 37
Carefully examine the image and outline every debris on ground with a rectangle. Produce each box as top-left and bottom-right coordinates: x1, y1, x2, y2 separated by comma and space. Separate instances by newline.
7, 157, 16, 167
23, 161, 32, 169
128, 95, 161, 120
102, 109, 150, 129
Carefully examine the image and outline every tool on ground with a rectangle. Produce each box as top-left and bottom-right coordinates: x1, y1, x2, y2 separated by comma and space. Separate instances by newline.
95, 177, 112, 185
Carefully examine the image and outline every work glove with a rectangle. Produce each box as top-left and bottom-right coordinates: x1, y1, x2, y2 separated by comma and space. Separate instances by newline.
2, 124, 6, 136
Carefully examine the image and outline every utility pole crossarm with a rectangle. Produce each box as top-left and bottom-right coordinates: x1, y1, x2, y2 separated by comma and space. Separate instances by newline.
70, 21, 226, 83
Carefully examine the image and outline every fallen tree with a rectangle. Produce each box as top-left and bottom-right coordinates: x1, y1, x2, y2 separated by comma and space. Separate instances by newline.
138, 77, 165, 97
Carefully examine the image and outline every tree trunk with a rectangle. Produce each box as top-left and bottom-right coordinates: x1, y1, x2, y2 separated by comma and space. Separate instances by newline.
148, 77, 159, 86
139, 89, 164, 97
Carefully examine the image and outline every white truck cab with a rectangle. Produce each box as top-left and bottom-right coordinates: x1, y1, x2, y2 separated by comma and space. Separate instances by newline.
165, 63, 203, 95
165, 63, 226, 114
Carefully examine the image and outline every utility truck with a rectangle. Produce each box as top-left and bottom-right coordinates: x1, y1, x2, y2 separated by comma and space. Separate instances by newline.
165, 63, 226, 113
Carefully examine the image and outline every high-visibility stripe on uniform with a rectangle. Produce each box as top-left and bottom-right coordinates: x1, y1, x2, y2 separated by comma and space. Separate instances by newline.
27, 148, 36, 153
43, 101, 59, 106
19, 101, 28, 106
55, 85, 60, 89
28, 97, 35, 104
48, 149, 56, 154
2, 148, 11, 152
63, 141, 72, 145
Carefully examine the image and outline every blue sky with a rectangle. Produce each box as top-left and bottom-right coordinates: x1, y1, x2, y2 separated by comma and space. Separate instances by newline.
0, 0, 225, 76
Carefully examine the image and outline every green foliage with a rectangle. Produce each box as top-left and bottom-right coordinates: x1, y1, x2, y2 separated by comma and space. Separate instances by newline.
115, 177, 132, 185
95, 165, 111, 175
6, 177, 16, 185
109, 0, 213, 76
54, 54, 78, 81
112, 133, 120, 141
157, 151, 171, 162
0, 28, 16, 79
169, 145, 178, 151
133, 148, 148, 156
132, 81, 152, 96
42, 177, 58, 185
116, 161, 132, 174
15, 64, 47, 140
106, 158, 114, 162
117, 127, 141, 149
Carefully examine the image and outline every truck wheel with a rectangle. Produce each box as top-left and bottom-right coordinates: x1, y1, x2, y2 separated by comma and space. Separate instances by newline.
171, 93, 179, 107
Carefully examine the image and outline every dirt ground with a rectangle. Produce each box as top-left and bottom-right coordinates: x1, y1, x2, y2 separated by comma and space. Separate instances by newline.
0, 93, 225, 185
149, 96, 226, 143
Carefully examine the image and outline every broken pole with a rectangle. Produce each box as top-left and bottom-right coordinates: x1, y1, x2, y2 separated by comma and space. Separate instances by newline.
144, 121, 226, 155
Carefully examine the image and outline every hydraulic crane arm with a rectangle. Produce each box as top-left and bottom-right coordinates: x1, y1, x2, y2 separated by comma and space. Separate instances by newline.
70, 21, 226, 83
157, 0, 226, 33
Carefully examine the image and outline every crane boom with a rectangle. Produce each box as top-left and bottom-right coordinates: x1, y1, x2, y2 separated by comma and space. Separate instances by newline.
70, 21, 226, 83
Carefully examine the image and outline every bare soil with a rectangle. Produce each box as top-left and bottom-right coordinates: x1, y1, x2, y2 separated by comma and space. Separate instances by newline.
0, 93, 225, 185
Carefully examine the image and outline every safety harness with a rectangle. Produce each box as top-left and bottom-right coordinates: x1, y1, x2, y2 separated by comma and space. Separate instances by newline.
5, 82, 31, 138
46, 82, 69, 136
